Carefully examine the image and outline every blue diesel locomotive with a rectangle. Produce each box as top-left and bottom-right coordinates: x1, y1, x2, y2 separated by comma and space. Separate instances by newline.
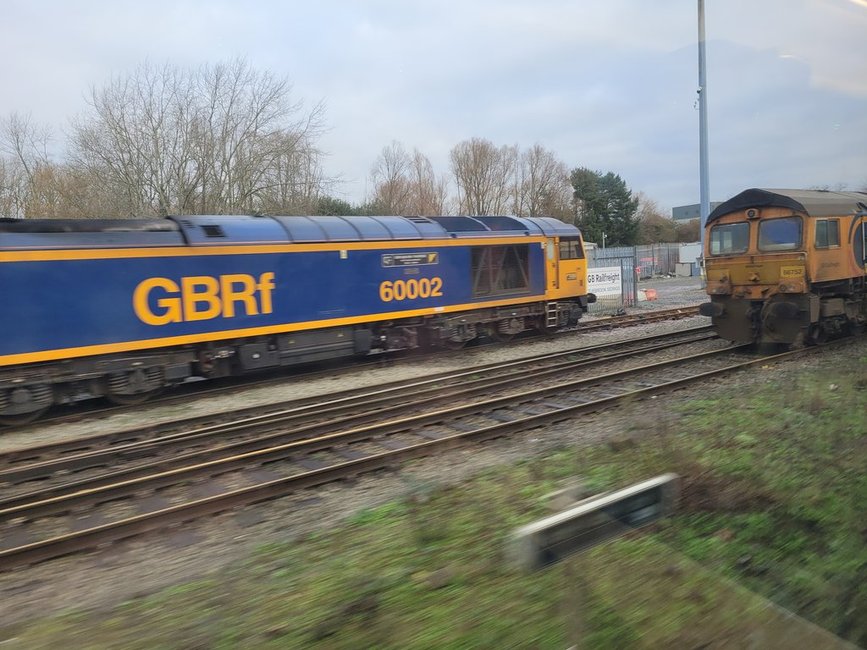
0, 214, 593, 424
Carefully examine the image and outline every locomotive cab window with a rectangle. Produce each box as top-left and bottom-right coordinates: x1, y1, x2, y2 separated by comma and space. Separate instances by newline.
558, 238, 585, 260
815, 219, 840, 248
759, 216, 802, 252
709, 222, 749, 255
471, 245, 530, 297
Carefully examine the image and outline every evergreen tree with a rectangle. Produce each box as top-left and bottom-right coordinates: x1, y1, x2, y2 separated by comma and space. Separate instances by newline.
569, 167, 639, 246
313, 196, 362, 216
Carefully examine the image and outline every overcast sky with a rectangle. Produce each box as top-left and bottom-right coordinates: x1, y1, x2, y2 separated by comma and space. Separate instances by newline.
2, 0, 866, 212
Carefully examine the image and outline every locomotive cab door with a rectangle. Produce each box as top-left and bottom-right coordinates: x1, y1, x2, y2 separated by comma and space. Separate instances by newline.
546, 239, 559, 292
554, 237, 586, 299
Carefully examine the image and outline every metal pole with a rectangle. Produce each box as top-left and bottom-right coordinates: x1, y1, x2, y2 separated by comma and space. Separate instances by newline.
698, 0, 710, 246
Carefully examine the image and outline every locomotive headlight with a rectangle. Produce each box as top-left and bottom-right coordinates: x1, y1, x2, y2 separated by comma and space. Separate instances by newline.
778, 281, 803, 293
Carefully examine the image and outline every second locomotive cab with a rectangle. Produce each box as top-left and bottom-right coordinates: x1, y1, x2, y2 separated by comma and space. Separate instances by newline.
700, 188, 867, 345
0, 214, 594, 424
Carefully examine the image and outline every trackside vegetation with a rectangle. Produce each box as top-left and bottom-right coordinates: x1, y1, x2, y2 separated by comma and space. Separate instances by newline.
2, 343, 865, 648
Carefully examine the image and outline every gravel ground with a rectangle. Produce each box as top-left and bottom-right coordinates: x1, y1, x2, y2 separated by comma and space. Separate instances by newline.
9, 275, 841, 631
633, 275, 706, 309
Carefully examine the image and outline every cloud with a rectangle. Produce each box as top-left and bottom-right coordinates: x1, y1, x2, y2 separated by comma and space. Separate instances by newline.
0, 0, 864, 211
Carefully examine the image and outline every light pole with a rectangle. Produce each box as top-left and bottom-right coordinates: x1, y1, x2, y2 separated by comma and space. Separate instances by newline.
698, 0, 710, 247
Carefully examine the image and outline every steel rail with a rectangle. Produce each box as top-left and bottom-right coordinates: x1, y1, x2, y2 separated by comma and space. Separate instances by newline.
0, 340, 830, 571
0, 330, 720, 514
0, 326, 713, 472
572, 306, 699, 332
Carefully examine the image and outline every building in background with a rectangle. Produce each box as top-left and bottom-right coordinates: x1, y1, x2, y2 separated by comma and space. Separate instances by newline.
671, 202, 721, 223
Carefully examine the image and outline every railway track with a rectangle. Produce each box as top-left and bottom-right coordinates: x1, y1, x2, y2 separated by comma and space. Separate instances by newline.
0, 321, 743, 570
570, 305, 699, 332
11, 306, 701, 430
0, 325, 713, 472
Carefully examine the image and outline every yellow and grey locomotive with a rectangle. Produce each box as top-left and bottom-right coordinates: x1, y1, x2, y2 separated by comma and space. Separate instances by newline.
701, 188, 867, 345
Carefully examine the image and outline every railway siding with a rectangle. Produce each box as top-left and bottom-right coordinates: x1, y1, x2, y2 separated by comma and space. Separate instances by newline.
0, 334, 834, 570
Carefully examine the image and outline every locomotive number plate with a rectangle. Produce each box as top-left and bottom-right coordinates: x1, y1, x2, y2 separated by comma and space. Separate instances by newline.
382, 252, 439, 267
780, 266, 805, 278
379, 277, 443, 302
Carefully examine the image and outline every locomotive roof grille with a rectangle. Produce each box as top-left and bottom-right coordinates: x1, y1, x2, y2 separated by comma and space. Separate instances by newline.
201, 224, 226, 238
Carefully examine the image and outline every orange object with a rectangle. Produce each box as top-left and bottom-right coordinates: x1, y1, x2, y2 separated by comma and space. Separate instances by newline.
643, 289, 658, 301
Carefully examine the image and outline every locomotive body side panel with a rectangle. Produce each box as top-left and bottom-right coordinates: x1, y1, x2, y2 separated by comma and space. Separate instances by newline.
808, 214, 866, 284
0, 237, 548, 366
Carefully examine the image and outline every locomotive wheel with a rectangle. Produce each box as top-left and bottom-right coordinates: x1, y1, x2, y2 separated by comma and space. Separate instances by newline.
534, 322, 557, 336
806, 323, 827, 346
106, 388, 161, 406
441, 338, 468, 350
0, 406, 50, 427
106, 368, 163, 405
0, 384, 54, 427
491, 318, 523, 343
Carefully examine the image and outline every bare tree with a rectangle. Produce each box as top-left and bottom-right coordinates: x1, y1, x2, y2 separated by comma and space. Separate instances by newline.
370, 141, 413, 214
513, 144, 571, 219
68, 58, 328, 217
370, 142, 448, 215
450, 137, 516, 215
675, 219, 700, 242
193, 59, 327, 214
257, 130, 328, 214
636, 193, 676, 243
0, 156, 21, 218
408, 149, 448, 215
69, 64, 198, 216
0, 112, 59, 217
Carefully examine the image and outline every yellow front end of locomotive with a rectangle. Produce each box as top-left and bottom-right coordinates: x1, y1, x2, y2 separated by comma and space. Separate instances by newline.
706, 257, 807, 299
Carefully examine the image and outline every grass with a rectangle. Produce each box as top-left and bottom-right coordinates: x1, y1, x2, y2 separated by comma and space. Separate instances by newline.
663, 364, 867, 642
2, 344, 865, 648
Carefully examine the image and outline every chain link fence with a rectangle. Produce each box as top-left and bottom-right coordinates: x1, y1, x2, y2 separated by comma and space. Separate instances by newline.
586, 243, 687, 314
